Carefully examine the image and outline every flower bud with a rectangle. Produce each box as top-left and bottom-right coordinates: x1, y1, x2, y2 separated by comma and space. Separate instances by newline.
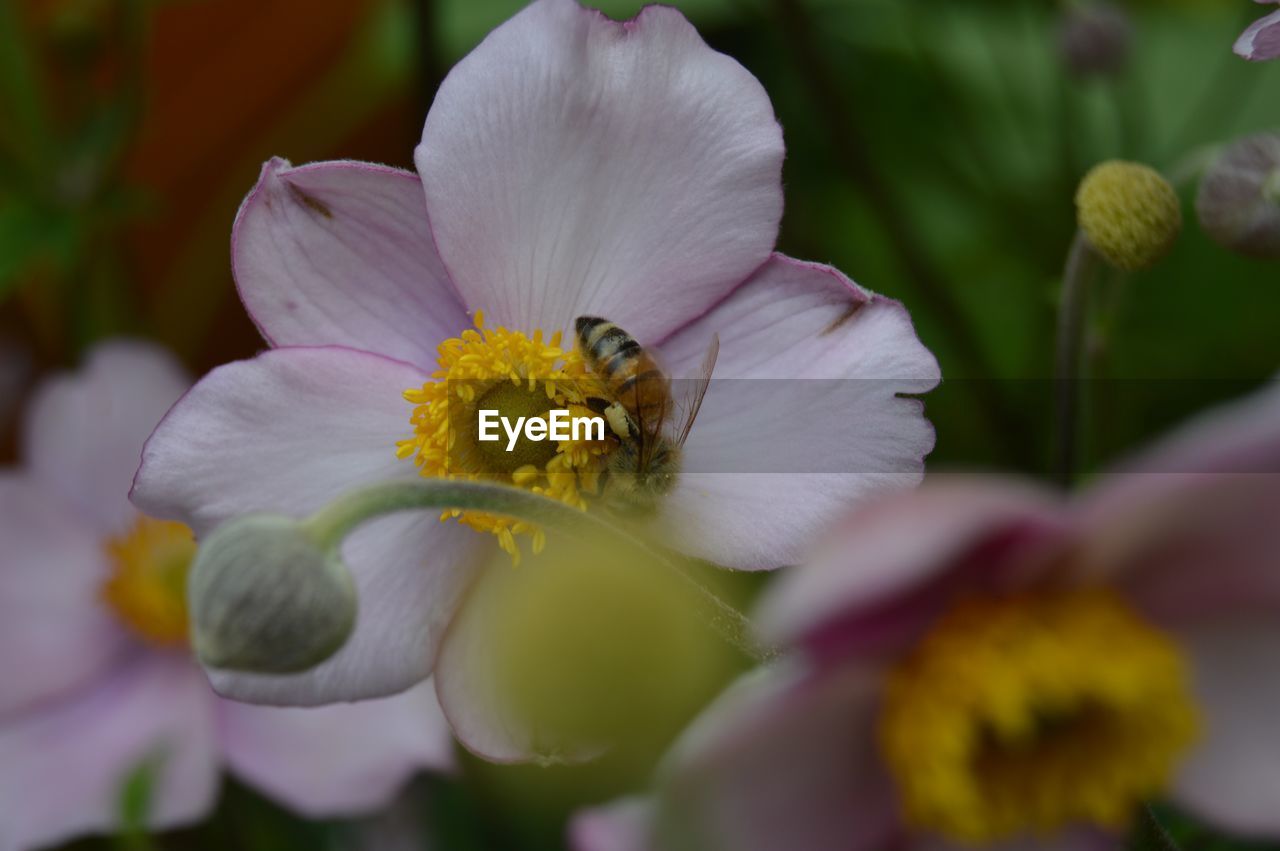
1057, 2, 1133, 78
1076, 161, 1182, 271
1196, 132, 1280, 259
188, 515, 356, 674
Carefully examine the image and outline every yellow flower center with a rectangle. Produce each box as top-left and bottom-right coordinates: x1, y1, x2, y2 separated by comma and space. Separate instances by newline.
397, 312, 612, 562
101, 516, 196, 646
879, 588, 1199, 844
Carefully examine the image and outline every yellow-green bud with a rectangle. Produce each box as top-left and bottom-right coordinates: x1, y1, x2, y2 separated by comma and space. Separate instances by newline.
1075, 161, 1182, 271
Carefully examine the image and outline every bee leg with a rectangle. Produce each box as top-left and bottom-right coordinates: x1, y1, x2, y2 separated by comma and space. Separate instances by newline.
583, 396, 613, 417
603, 401, 637, 441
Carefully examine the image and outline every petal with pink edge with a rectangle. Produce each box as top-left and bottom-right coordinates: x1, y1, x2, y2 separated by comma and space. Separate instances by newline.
232, 159, 468, 370
651, 664, 900, 851
649, 256, 940, 570
0, 474, 127, 720
416, 0, 783, 342
131, 347, 482, 704
1079, 381, 1280, 623
217, 680, 453, 817
1170, 620, 1280, 836
23, 340, 189, 537
1236, 9, 1280, 61
0, 654, 218, 851
755, 478, 1069, 659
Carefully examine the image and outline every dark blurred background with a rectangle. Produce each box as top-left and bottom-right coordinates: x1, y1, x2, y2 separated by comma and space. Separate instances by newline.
1, 0, 1277, 847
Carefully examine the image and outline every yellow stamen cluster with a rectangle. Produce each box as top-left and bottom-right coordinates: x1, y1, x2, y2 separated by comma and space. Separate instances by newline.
397, 312, 611, 562
101, 516, 196, 646
879, 588, 1199, 844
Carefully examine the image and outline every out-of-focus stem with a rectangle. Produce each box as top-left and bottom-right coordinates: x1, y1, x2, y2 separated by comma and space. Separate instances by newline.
305, 479, 771, 663
1054, 230, 1098, 487
1137, 805, 1182, 851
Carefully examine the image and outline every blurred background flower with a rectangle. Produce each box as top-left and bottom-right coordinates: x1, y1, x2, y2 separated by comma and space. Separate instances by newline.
0, 341, 453, 850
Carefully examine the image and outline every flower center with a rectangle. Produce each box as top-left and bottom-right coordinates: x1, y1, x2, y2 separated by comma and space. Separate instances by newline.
101, 516, 196, 646
878, 588, 1199, 844
397, 312, 612, 562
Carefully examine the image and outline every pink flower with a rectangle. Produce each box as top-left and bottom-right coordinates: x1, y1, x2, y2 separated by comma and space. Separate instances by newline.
1236, 1, 1280, 61
0, 342, 452, 851
573, 381, 1280, 850
130, 0, 938, 761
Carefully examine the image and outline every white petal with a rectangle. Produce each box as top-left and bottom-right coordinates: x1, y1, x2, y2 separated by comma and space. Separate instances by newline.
218, 680, 453, 816
416, 0, 783, 341
232, 158, 468, 370
652, 256, 940, 570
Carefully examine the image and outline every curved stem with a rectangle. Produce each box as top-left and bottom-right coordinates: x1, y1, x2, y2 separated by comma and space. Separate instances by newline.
1054, 231, 1099, 488
304, 479, 772, 664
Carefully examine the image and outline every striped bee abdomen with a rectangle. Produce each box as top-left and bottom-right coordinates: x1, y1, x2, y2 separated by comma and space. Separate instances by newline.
575, 316, 671, 434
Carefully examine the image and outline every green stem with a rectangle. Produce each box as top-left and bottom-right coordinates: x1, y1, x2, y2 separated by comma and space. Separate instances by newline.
1054, 230, 1099, 488
1134, 805, 1181, 851
304, 479, 771, 664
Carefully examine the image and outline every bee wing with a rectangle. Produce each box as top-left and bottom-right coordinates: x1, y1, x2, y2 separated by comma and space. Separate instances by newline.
673, 333, 719, 448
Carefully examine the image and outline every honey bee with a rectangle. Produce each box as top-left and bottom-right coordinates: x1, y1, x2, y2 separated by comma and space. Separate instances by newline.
575, 316, 719, 511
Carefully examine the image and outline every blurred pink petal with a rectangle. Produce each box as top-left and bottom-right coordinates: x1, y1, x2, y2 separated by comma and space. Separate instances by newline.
1080, 380, 1280, 622
633, 381, 1280, 848
1236, 8, 1280, 60
0, 655, 219, 851
1170, 621, 1280, 834
650, 256, 940, 569
654, 665, 897, 851
232, 159, 467, 370
217, 681, 453, 817
570, 797, 655, 851
0, 474, 126, 719
756, 477, 1068, 655
23, 341, 189, 537
416, 0, 784, 341
132, 347, 482, 704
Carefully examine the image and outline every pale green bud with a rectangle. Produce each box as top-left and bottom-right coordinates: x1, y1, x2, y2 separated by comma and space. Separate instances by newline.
188, 515, 356, 674
1196, 133, 1280, 259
